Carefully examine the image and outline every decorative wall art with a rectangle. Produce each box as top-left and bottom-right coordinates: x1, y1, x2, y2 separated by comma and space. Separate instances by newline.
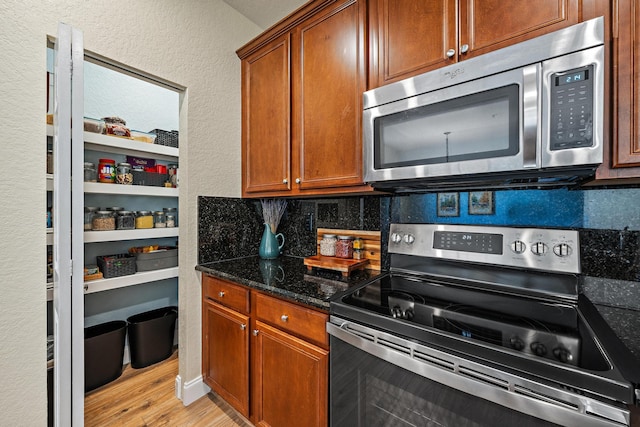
469, 191, 495, 215
437, 193, 460, 217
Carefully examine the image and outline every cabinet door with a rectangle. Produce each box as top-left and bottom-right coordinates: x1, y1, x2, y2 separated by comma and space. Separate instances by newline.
202, 300, 250, 417
242, 34, 291, 195
253, 320, 328, 427
459, 0, 579, 59
613, 0, 640, 168
294, 0, 366, 190
369, 0, 457, 88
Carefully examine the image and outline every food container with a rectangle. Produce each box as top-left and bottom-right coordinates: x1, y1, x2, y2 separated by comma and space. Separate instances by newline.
83, 117, 105, 134
168, 164, 178, 188
116, 211, 135, 230
130, 130, 156, 144
131, 246, 178, 271
92, 211, 116, 231
135, 211, 154, 229
103, 116, 131, 138
163, 207, 177, 227
153, 211, 166, 228
336, 236, 354, 259
115, 162, 133, 185
319, 234, 337, 257
84, 162, 97, 182
96, 254, 136, 278
84, 207, 98, 230
98, 159, 116, 183
105, 207, 124, 217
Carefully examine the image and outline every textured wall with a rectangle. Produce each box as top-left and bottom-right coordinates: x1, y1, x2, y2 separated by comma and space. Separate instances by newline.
0, 0, 260, 424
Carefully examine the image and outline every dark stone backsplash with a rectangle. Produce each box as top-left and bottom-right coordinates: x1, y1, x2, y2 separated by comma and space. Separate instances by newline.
580, 228, 640, 282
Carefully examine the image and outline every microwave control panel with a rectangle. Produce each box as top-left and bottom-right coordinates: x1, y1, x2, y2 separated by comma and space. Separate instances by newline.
549, 65, 594, 150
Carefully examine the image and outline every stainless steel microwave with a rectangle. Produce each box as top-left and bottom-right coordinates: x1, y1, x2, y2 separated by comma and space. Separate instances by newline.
363, 17, 604, 191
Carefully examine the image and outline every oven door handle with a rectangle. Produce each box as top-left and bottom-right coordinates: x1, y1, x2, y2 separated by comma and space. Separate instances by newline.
327, 316, 630, 427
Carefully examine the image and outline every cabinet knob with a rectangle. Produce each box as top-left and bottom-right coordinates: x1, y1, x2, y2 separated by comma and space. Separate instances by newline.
218, 291, 225, 298
283, 178, 288, 184
240, 323, 246, 330
295, 178, 301, 184
460, 44, 469, 54
446, 48, 456, 58
281, 314, 289, 322
253, 329, 259, 336
84, 284, 88, 292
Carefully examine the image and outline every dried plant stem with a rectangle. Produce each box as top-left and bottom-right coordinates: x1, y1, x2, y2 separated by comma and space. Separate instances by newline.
261, 199, 287, 234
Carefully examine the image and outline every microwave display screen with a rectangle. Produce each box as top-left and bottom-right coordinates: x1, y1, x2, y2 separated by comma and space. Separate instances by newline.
374, 85, 520, 169
556, 69, 589, 86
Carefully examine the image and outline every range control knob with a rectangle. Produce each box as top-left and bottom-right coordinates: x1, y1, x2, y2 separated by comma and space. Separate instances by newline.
531, 242, 548, 256
391, 233, 402, 244
530, 342, 547, 357
403, 308, 415, 321
553, 243, 572, 257
403, 234, 415, 244
509, 336, 525, 351
511, 240, 526, 254
391, 306, 403, 318
553, 347, 573, 363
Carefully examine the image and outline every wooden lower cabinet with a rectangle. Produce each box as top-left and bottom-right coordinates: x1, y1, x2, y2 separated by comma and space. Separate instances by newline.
252, 320, 329, 427
202, 299, 250, 417
202, 274, 329, 426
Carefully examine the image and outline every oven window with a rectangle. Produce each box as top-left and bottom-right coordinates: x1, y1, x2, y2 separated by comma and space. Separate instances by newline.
374, 85, 519, 169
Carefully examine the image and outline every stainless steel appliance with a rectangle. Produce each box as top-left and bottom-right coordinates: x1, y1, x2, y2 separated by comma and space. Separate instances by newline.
363, 18, 604, 191
329, 224, 640, 426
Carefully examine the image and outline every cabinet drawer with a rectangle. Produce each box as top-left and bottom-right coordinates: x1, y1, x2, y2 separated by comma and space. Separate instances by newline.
254, 292, 328, 347
203, 275, 250, 314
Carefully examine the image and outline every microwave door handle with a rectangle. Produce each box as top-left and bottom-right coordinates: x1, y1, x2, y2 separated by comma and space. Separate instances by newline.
522, 64, 539, 168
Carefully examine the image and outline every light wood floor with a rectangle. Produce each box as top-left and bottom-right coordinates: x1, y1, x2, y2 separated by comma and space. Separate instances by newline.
84, 351, 251, 426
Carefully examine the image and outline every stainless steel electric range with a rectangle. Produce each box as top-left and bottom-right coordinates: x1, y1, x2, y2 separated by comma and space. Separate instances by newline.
329, 224, 640, 426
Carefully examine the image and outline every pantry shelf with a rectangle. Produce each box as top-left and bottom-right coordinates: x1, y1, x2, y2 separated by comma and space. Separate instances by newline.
84, 130, 178, 161
84, 182, 178, 197
83, 266, 179, 294
84, 227, 179, 243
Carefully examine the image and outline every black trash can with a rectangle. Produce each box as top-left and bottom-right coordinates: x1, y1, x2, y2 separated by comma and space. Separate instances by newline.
127, 306, 177, 369
84, 320, 127, 392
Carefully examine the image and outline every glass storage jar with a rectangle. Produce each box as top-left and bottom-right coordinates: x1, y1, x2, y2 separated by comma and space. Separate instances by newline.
135, 210, 154, 229
336, 236, 354, 259
153, 211, 166, 228
164, 207, 177, 228
115, 162, 133, 185
319, 234, 337, 256
83, 162, 97, 182
84, 207, 98, 230
98, 158, 116, 183
116, 210, 135, 230
353, 237, 364, 259
92, 211, 116, 231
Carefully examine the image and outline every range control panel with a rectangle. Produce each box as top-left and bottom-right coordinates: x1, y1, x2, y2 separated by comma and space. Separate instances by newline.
389, 224, 580, 274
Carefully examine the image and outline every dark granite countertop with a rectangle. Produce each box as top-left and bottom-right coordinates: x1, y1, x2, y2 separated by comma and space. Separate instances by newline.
196, 256, 385, 311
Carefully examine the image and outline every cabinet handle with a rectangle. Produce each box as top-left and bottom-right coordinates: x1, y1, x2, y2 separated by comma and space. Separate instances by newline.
218, 291, 225, 298
283, 178, 288, 184
84, 284, 88, 292
281, 314, 289, 322
446, 48, 456, 58
240, 323, 246, 330
253, 329, 259, 336
295, 178, 301, 184
460, 44, 469, 54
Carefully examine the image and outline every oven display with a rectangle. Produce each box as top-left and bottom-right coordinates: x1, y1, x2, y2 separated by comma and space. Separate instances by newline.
433, 316, 502, 346
434, 231, 503, 254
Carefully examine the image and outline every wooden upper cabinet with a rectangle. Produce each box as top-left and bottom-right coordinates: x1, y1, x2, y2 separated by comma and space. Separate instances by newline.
369, 0, 580, 88
238, 0, 371, 197
294, 0, 366, 190
242, 34, 291, 194
612, 0, 640, 169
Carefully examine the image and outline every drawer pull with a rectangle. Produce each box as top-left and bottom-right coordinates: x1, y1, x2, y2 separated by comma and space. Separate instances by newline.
253, 329, 259, 336
218, 291, 225, 298
281, 314, 289, 322
240, 323, 246, 331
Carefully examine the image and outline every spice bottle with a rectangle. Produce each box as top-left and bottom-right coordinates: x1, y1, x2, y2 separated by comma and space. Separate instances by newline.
319, 234, 337, 256
353, 237, 364, 260
336, 236, 354, 259
98, 158, 116, 183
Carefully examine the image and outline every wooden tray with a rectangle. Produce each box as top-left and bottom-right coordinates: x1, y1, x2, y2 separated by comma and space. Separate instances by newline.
303, 255, 369, 277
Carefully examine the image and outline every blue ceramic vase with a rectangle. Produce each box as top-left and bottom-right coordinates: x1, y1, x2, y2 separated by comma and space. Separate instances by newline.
259, 223, 285, 259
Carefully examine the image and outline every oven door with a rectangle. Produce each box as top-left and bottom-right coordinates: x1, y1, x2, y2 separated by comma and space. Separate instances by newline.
328, 316, 630, 427
363, 65, 539, 184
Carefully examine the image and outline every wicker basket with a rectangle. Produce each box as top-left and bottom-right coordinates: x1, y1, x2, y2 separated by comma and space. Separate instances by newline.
96, 254, 136, 278
149, 129, 178, 148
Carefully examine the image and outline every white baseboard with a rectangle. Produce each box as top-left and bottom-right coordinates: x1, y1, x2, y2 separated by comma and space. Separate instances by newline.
179, 374, 210, 406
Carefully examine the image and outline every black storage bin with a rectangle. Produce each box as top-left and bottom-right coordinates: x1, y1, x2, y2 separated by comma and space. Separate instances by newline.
84, 320, 127, 392
127, 306, 177, 368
